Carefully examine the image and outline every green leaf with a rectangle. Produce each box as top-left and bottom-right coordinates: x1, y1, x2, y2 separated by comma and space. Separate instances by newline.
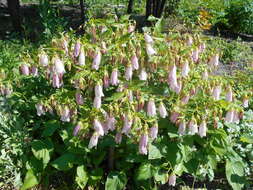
89, 168, 103, 186
105, 171, 127, 190
75, 165, 88, 189
148, 143, 164, 160
31, 139, 53, 168
21, 170, 39, 190
135, 162, 154, 181
42, 120, 59, 137
240, 135, 253, 144
153, 167, 168, 184
226, 160, 245, 190
51, 153, 76, 171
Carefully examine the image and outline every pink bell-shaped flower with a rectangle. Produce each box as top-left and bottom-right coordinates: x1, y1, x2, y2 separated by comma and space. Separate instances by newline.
95, 83, 104, 97
35, 103, 45, 116
139, 69, 148, 81
178, 120, 186, 135
147, 99, 156, 117
225, 109, 234, 123
131, 54, 139, 70
139, 133, 148, 155
122, 114, 133, 135
93, 96, 101, 109
198, 120, 207, 137
181, 60, 190, 78
149, 125, 158, 140
110, 69, 119, 86
94, 119, 104, 136
88, 132, 99, 149
60, 106, 71, 122
78, 48, 85, 66
212, 85, 221, 101
159, 102, 168, 118
92, 51, 102, 70
20, 64, 30, 75
125, 65, 133, 81
168, 174, 176, 186
39, 52, 49, 66
74, 41, 81, 57
75, 91, 84, 105
73, 122, 82, 136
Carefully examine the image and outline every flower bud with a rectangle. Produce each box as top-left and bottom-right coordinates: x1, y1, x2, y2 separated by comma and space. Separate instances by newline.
149, 125, 158, 140
212, 85, 221, 101
39, 53, 49, 66
146, 44, 156, 56
144, 33, 153, 44
125, 65, 133, 81
93, 96, 101, 109
35, 103, 45, 116
147, 99, 156, 117
139, 69, 148, 81
73, 122, 82, 136
181, 60, 190, 78
88, 132, 99, 149
92, 51, 101, 70
131, 54, 139, 70
95, 83, 104, 97
178, 120, 186, 135
78, 48, 85, 66
122, 114, 133, 135
74, 41, 81, 57
115, 132, 122, 144
159, 102, 168, 118
139, 133, 148, 155
94, 119, 104, 136
198, 120, 207, 137
20, 64, 30, 75
75, 91, 84, 105
60, 106, 71, 122
168, 174, 176, 186
170, 112, 180, 123
110, 69, 119, 86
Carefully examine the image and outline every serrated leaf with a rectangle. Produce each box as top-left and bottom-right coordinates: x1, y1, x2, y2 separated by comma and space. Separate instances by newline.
105, 171, 127, 190
148, 143, 164, 160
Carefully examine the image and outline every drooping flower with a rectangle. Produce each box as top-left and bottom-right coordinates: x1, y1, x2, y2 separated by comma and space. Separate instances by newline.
95, 83, 104, 97
60, 106, 71, 122
202, 69, 209, 80
226, 87, 233, 102
187, 36, 193, 46
147, 99, 156, 117
144, 33, 154, 44
122, 114, 133, 135
139, 133, 148, 155
35, 103, 45, 116
54, 57, 65, 75
92, 51, 101, 70
242, 98, 249, 108
188, 119, 198, 135
181, 95, 190, 105
125, 65, 133, 81
225, 109, 234, 123
233, 111, 240, 123
39, 52, 49, 66
139, 69, 148, 81
88, 132, 99, 149
198, 120, 207, 137
75, 91, 84, 105
212, 85, 221, 101
115, 132, 122, 144
103, 72, 110, 88
181, 60, 190, 78
101, 41, 107, 54
149, 125, 158, 140
209, 54, 219, 67
20, 64, 30, 75
78, 48, 85, 66
146, 44, 156, 56
178, 120, 186, 135
192, 48, 199, 62
175, 80, 182, 94
73, 122, 82, 136
128, 90, 133, 102
110, 69, 119, 86
93, 96, 102, 109
74, 41, 81, 57
31, 66, 39, 77
106, 116, 116, 131
199, 43, 206, 53
52, 73, 61, 88
168, 64, 178, 91
168, 174, 176, 186
131, 54, 139, 70
170, 112, 180, 123
159, 102, 168, 118
94, 119, 104, 136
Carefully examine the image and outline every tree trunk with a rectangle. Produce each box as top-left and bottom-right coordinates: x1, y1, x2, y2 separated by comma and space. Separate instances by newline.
157, 0, 166, 18
80, 0, 84, 21
7, 0, 22, 32
145, 0, 152, 19
127, 0, 134, 14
